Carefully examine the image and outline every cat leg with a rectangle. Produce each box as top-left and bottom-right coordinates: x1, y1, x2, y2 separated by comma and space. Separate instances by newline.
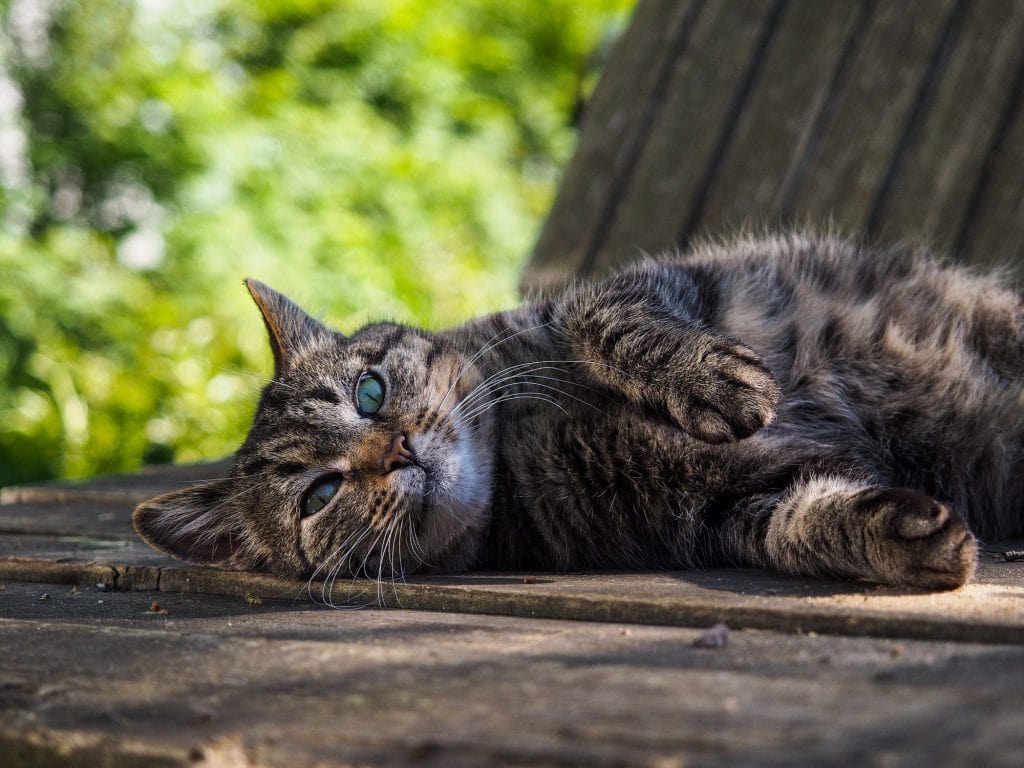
558, 269, 779, 443
725, 476, 977, 589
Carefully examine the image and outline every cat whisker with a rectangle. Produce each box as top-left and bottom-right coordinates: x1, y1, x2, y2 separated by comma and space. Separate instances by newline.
440, 319, 560, 407
452, 359, 569, 403
437, 319, 558, 412
321, 525, 374, 608
435, 326, 519, 412
453, 367, 579, 411
461, 391, 567, 421
451, 369, 561, 414
449, 356, 633, 418
352, 520, 393, 606
451, 362, 581, 416
395, 522, 408, 585
374, 518, 391, 607
382, 512, 404, 607
463, 375, 601, 416
406, 522, 431, 570
310, 527, 364, 606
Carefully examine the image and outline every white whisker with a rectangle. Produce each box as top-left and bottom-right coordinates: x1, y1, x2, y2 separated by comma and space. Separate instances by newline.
462, 392, 569, 423
437, 319, 558, 411
451, 362, 578, 416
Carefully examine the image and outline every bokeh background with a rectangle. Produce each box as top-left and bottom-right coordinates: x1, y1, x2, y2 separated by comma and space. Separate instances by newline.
0, 0, 634, 487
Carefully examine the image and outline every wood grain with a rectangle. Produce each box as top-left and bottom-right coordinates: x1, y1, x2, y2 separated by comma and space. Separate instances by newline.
3, 471, 1024, 644
525, 0, 1024, 284
592, 0, 779, 275
523, 0, 700, 291
2, 581, 1024, 768
869, 0, 1024, 253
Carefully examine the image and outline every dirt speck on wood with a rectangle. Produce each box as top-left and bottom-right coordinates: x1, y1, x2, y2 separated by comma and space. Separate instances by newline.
693, 622, 729, 649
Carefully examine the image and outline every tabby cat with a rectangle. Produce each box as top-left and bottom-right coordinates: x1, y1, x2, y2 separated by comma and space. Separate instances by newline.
134, 234, 1024, 591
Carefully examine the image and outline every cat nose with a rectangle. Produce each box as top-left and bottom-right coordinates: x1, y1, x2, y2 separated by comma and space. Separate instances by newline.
382, 433, 415, 473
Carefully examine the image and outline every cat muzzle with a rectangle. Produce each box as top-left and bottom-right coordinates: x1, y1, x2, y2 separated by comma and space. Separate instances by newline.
383, 433, 417, 474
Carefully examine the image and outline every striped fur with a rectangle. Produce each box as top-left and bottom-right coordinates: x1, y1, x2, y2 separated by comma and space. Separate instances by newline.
134, 233, 1024, 590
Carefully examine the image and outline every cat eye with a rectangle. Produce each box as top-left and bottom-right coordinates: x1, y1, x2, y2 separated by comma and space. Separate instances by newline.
355, 371, 385, 416
301, 474, 343, 518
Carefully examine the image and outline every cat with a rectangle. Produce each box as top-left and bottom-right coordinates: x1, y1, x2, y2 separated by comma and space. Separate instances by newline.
133, 233, 1024, 591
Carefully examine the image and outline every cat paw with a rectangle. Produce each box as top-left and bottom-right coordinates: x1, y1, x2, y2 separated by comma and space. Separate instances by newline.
672, 338, 779, 443
858, 489, 977, 590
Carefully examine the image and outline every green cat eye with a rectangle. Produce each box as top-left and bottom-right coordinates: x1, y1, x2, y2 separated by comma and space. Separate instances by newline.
301, 474, 343, 518
355, 371, 385, 416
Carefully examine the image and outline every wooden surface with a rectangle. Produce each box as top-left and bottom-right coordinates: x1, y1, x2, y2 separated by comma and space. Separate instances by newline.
2, 465, 1024, 766
8, 4, 1024, 762
4, 582, 1024, 768
524, 0, 1024, 290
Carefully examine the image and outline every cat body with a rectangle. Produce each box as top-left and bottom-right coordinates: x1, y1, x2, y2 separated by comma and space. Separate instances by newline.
134, 234, 1024, 589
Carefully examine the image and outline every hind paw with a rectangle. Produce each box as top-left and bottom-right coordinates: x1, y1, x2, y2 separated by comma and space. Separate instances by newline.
857, 489, 977, 589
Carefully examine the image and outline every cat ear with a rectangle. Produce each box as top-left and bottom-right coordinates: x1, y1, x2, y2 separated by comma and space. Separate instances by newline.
133, 480, 252, 569
244, 279, 333, 374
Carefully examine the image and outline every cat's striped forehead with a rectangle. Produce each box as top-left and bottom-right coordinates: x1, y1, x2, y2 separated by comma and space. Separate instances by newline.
236, 322, 449, 469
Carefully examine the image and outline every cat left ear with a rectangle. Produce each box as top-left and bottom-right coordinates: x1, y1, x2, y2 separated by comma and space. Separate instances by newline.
244, 279, 334, 374
133, 480, 253, 569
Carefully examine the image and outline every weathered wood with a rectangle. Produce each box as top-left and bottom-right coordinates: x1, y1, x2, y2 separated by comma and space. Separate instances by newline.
757, 0, 958, 235
3, 486, 1024, 643
959, 47, 1024, 267
0, 459, 231, 506
523, 0, 700, 291
593, 0, 782, 274
151, 553, 1024, 644
0, 500, 136, 538
2, 581, 1023, 768
692, 0, 865, 236
869, 0, 1024, 251
524, 0, 1024, 287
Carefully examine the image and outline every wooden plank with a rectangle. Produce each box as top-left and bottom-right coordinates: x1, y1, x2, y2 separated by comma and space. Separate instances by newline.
523, 0, 1024, 283
0, 532, 175, 568
3, 507, 1024, 643
522, 0, 700, 292
155, 556, 1024, 644
591, 0, 781, 276
689, 0, 865, 238
0, 501, 136, 538
763, 0, 958, 236
959, 52, 1024, 267
0, 460, 231, 506
2, 581, 1023, 768
870, 0, 1024, 253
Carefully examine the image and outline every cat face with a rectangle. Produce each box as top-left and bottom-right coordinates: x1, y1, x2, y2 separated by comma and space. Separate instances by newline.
133, 280, 495, 580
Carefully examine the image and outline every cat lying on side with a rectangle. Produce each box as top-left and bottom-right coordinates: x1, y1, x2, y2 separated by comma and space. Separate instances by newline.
134, 234, 1024, 591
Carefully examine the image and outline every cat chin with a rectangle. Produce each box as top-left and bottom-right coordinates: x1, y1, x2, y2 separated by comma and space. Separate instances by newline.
410, 428, 493, 570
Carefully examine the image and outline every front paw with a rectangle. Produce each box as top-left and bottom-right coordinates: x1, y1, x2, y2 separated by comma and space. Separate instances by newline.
858, 489, 977, 589
671, 338, 779, 443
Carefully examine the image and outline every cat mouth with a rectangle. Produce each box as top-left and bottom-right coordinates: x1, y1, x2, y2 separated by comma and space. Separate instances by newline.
411, 463, 459, 548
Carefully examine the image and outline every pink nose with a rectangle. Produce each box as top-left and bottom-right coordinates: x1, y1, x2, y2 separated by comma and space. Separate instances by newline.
382, 433, 414, 473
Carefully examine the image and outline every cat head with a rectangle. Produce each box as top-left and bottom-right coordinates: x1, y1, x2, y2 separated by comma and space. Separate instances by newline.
133, 280, 495, 580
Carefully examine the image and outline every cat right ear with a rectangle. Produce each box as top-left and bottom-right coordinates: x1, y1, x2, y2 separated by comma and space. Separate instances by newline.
244, 279, 333, 374
132, 481, 253, 570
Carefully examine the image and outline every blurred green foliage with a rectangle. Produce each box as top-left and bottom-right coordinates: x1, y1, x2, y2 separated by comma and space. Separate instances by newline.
0, 0, 632, 485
